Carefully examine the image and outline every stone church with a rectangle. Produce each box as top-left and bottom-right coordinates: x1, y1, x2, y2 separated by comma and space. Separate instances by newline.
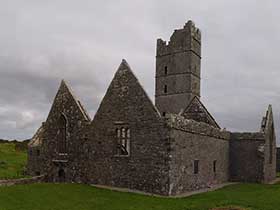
27, 21, 276, 196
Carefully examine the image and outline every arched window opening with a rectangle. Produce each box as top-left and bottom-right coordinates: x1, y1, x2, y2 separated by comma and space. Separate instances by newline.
58, 114, 67, 154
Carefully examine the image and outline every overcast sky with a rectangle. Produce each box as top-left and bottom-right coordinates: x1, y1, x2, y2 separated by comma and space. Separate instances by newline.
1, 0, 280, 144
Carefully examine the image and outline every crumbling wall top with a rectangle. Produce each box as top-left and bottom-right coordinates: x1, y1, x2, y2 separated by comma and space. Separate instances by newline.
230, 132, 265, 141
156, 20, 201, 57
166, 114, 230, 140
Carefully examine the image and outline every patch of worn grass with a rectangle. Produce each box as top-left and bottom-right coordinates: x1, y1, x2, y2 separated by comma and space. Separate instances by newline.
0, 183, 280, 210
0, 143, 27, 179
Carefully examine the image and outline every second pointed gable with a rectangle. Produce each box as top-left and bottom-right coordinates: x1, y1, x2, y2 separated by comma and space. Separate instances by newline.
181, 96, 220, 128
92, 59, 161, 124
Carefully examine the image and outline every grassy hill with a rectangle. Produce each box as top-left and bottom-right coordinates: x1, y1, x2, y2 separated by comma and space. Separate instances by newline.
0, 183, 280, 210
0, 143, 27, 179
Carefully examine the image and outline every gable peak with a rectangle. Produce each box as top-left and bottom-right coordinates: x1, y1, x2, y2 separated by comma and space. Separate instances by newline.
116, 59, 132, 73
59, 79, 70, 90
53, 79, 91, 121
181, 96, 220, 129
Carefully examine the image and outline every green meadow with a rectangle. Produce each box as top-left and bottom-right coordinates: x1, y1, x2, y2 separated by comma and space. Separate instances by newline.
0, 143, 27, 179
0, 142, 279, 210
0, 183, 280, 210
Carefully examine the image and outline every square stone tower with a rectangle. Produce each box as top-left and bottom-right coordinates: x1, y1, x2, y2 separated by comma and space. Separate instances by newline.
155, 20, 201, 116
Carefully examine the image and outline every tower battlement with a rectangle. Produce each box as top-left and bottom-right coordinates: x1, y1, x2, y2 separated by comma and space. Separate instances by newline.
156, 20, 201, 57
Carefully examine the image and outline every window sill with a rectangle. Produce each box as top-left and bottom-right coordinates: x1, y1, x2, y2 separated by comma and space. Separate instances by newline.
114, 155, 130, 158
58, 153, 68, 156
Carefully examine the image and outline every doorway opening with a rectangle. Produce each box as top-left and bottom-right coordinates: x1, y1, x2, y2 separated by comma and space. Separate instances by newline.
58, 168, 66, 182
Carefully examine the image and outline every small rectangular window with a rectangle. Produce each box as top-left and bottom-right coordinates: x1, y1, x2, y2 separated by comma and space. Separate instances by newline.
37, 149, 40, 157
162, 112, 166, 117
194, 160, 199, 174
213, 160, 217, 173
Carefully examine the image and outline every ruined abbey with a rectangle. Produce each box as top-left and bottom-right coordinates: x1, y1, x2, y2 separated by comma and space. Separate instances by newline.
27, 21, 277, 196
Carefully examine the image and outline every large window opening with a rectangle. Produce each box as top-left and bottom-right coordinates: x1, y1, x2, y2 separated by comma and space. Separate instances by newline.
58, 114, 67, 154
116, 127, 130, 156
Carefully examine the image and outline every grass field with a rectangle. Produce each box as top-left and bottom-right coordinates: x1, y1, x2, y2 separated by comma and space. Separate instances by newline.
0, 143, 279, 210
0, 143, 27, 179
0, 182, 280, 210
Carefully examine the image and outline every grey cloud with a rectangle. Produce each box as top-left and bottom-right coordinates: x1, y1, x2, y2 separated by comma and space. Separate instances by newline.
1, 0, 280, 144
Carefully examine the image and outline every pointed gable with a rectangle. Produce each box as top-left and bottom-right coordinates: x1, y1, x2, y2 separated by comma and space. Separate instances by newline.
46, 80, 91, 122
28, 124, 45, 148
92, 59, 161, 123
181, 96, 220, 128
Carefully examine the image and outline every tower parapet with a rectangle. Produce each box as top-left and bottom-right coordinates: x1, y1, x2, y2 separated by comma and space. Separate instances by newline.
156, 21, 201, 57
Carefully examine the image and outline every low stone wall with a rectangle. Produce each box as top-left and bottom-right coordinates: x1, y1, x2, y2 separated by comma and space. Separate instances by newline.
0, 175, 45, 186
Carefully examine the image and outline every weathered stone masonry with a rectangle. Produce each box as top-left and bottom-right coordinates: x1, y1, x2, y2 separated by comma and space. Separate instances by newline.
167, 115, 230, 195
27, 20, 276, 196
229, 105, 276, 183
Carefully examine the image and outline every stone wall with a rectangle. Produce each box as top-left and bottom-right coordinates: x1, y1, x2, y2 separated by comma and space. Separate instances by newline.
229, 132, 265, 182
262, 105, 277, 183
30, 80, 91, 183
27, 146, 43, 176
229, 105, 276, 183
84, 60, 171, 195
166, 115, 230, 195
0, 175, 45, 186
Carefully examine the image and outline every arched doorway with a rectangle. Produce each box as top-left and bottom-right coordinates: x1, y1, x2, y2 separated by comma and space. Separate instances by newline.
58, 168, 66, 182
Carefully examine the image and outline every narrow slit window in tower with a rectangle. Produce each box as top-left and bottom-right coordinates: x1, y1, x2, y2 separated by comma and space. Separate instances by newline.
164, 85, 167, 93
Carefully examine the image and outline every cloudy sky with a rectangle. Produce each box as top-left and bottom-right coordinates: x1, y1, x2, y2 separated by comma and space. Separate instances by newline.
1, 0, 280, 144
